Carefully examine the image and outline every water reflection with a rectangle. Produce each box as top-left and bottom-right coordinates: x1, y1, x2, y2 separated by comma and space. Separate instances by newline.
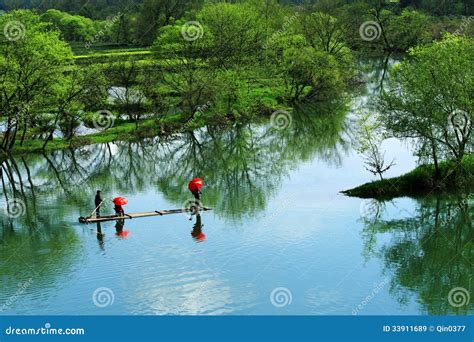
0, 97, 352, 224
0, 98, 353, 312
361, 194, 473, 315
191, 214, 206, 242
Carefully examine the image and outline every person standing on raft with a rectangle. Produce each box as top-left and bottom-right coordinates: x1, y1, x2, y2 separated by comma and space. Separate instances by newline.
112, 197, 128, 217
188, 178, 203, 220
94, 190, 103, 217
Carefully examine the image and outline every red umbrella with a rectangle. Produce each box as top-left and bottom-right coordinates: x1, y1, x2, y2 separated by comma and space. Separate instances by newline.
113, 197, 128, 206
188, 178, 203, 192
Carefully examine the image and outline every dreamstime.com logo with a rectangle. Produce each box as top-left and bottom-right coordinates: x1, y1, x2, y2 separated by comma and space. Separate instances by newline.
181, 197, 204, 218
4, 323, 85, 336
448, 287, 470, 308
181, 21, 204, 42
92, 287, 115, 308
3, 20, 26, 41
93, 110, 115, 130
270, 110, 292, 130
359, 21, 382, 41
448, 109, 471, 139
270, 287, 293, 308
3, 198, 26, 218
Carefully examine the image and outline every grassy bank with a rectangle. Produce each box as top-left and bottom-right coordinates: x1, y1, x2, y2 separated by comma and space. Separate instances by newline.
342, 154, 474, 199
8, 112, 200, 156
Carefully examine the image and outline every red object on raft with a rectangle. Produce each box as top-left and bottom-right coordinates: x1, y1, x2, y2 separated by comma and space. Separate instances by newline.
113, 197, 128, 206
188, 178, 203, 192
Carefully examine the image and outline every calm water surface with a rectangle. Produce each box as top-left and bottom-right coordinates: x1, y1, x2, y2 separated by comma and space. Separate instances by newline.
1, 58, 472, 315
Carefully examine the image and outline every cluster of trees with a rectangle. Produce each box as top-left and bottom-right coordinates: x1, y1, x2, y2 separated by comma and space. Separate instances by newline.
379, 35, 473, 180
40, 9, 104, 42
3, 0, 472, 17
147, 1, 355, 122
0, 3, 354, 155
0, 11, 109, 153
2, 0, 473, 48
1, 0, 473, 164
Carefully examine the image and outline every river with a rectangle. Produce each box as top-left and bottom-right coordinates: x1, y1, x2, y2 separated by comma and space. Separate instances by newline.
0, 57, 472, 315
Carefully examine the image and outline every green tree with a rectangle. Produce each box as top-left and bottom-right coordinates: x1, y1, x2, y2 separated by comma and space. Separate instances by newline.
270, 34, 343, 101
386, 9, 431, 51
300, 12, 349, 61
379, 35, 473, 178
152, 21, 216, 121
0, 10, 74, 152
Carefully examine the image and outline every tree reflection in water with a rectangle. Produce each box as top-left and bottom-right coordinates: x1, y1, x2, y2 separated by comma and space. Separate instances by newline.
360, 195, 473, 315
0, 97, 352, 310
0, 97, 352, 223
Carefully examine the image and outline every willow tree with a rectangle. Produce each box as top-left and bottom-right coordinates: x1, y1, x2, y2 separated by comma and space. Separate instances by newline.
379, 35, 474, 178
0, 10, 74, 152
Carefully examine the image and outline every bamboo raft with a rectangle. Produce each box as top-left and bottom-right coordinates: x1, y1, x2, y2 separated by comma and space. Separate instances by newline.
78, 207, 212, 224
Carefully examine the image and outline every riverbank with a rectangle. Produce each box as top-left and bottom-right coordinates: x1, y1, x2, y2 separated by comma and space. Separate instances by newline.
6, 114, 213, 157
3, 98, 286, 158
342, 154, 474, 199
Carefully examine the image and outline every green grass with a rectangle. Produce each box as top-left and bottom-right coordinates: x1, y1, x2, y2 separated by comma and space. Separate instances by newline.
342, 154, 474, 199
74, 50, 152, 60
11, 115, 182, 155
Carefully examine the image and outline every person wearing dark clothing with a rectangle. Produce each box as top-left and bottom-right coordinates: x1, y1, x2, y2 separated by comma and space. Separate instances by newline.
189, 190, 201, 220
114, 204, 124, 216
192, 190, 201, 201
94, 190, 103, 217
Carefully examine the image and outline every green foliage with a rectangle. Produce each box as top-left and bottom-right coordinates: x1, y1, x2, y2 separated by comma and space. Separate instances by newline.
380, 35, 473, 168
40, 9, 100, 42
343, 154, 474, 199
386, 9, 431, 51
0, 10, 75, 149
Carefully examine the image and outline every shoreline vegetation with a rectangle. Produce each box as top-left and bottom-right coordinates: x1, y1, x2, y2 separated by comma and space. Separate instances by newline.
342, 154, 474, 199
1, 0, 473, 198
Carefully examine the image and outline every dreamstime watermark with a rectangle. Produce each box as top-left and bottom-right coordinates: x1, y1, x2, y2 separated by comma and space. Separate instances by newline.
3, 198, 26, 218
5, 323, 85, 336
3, 20, 26, 41
183, 101, 212, 130
452, 16, 474, 38
92, 110, 115, 130
448, 109, 471, 140
263, 12, 300, 49
352, 278, 389, 315
270, 287, 293, 308
270, 110, 292, 130
85, 12, 123, 49
448, 287, 470, 308
0, 278, 33, 312
92, 287, 115, 308
359, 21, 382, 41
181, 21, 204, 42
439, 193, 473, 226
181, 197, 204, 218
